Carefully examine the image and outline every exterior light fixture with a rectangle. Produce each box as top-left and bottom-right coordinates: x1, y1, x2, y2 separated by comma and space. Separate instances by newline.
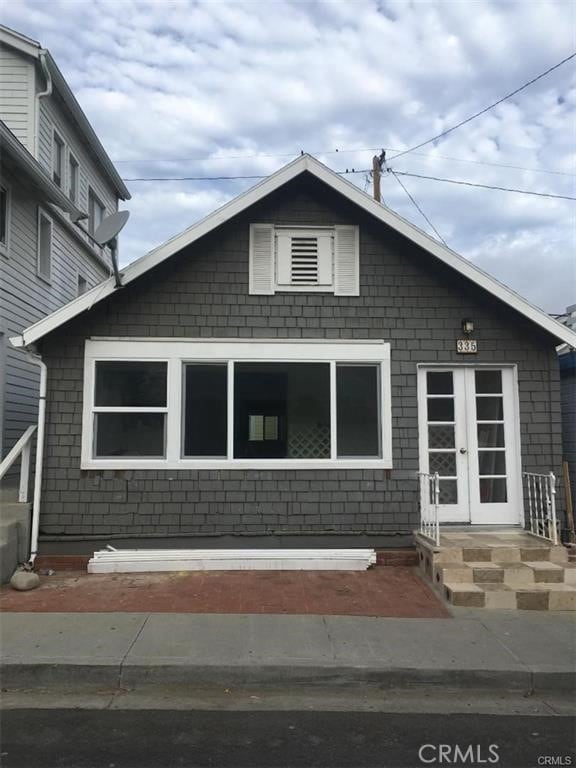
461, 319, 474, 335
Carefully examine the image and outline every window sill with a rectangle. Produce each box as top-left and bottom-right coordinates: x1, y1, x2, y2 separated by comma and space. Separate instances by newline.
80, 458, 393, 471
36, 271, 52, 285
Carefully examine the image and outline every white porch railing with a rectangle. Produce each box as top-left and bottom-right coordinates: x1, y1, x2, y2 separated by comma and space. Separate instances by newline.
419, 471, 440, 546
523, 471, 558, 545
0, 425, 37, 503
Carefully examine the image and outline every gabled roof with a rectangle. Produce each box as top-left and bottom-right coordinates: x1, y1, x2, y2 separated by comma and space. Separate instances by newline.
0, 24, 130, 201
10, 154, 576, 349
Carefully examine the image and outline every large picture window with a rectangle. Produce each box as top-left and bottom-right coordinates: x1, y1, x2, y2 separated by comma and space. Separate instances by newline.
82, 340, 392, 469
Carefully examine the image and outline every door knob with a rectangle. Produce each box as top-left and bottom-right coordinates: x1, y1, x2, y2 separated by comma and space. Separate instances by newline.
459, 448, 467, 454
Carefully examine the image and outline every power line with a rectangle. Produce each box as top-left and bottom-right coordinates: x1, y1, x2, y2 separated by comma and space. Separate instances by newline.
122, 170, 369, 181
389, 170, 448, 246
123, 174, 267, 181
389, 51, 576, 161
123, 167, 575, 201
392, 170, 576, 201
399, 151, 575, 178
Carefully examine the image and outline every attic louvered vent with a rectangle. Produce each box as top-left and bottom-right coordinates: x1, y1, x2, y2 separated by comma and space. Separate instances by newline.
249, 224, 359, 296
291, 237, 319, 284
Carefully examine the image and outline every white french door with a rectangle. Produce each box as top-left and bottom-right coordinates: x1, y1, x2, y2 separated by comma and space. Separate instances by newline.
418, 367, 521, 525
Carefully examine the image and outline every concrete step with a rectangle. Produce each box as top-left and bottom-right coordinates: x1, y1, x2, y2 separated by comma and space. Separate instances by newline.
0, 502, 31, 583
434, 560, 573, 589
442, 580, 576, 611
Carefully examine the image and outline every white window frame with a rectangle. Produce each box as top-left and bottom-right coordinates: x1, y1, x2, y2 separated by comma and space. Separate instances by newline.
82, 338, 393, 470
88, 187, 105, 235
69, 152, 79, 203
0, 183, 10, 257
37, 207, 53, 283
52, 130, 65, 188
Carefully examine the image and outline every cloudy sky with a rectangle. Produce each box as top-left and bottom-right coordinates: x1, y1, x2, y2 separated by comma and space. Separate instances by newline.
4, 0, 575, 312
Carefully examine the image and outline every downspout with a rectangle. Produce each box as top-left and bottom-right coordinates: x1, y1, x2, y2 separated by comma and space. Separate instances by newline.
26, 352, 47, 566
34, 50, 52, 158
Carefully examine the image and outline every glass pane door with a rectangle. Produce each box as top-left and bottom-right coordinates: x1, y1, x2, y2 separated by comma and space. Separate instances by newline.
474, 370, 507, 504
426, 371, 458, 505
421, 369, 469, 522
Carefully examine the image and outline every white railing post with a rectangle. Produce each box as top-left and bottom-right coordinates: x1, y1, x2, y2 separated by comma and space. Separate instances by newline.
548, 472, 558, 545
432, 471, 440, 546
18, 441, 31, 503
418, 471, 441, 546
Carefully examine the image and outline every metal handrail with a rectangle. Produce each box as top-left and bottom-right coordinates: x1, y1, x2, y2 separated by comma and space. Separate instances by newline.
419, 471, 440, 546
523, 470, 558, 545
0, 425, 37, 503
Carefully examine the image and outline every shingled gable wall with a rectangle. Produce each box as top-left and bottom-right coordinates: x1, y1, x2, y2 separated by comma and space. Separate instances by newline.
37, 174, 563, 551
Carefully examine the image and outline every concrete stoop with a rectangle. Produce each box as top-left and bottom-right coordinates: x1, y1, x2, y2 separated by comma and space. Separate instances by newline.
0, 502, 31, 583
415, 530, 576, 611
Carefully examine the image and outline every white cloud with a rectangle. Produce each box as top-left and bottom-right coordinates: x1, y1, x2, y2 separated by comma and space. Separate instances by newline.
4, 0, 575, 312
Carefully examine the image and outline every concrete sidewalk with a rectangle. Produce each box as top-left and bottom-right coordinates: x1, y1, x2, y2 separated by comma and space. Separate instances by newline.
1, 611, 575, 694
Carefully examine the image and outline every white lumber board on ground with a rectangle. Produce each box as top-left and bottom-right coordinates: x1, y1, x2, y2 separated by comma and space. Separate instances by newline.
87, 548, 377, 573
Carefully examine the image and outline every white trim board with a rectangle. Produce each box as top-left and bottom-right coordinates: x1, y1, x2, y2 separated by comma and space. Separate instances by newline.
88, 548, 377, 573
10, 154, 576, 349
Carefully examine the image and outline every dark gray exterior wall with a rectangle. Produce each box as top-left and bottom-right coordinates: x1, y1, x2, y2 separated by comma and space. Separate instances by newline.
37, 175, 564, 550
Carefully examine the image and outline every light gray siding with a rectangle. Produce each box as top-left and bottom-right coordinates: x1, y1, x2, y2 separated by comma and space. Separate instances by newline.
37, 95, 118, 219
0, 44, 35, 152
0, 163, 109, 459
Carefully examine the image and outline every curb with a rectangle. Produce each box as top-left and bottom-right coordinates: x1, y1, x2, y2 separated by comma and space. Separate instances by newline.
3, 661, 575, 694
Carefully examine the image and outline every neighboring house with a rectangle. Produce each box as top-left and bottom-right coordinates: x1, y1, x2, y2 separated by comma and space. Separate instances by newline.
0, 24, 130, 468
558, 304, 576, 509
10, 154, 576, 561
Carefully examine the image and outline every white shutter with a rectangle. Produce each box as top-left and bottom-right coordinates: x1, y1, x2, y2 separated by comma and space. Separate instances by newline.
334, 225, 359, 296
249, 223, 275, 295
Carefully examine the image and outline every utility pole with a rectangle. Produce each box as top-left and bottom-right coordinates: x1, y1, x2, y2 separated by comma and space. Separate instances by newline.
372, 150, 386, 203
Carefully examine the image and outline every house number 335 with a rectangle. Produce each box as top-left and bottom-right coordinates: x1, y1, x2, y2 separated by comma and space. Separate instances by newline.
456, 339, 478, 354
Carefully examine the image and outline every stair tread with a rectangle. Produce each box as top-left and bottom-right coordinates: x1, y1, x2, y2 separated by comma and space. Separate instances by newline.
443, 582, 483, 593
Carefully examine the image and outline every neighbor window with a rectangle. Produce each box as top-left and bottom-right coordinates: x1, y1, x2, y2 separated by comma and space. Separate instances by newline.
37, 209, 52, 281
82, 340, 392, 469
0, 185, 8, 254
88, 188, 105, 235
69, 153, 79, 202
52, 131, 64, 187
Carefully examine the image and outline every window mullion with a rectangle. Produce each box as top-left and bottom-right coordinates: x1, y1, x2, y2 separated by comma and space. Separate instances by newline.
330, 361, 337, 460
166, 358, 180, 462
227, 360, 234, 460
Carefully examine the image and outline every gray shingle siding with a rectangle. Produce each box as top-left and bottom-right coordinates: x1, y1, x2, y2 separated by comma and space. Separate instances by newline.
37, 176, 564, 547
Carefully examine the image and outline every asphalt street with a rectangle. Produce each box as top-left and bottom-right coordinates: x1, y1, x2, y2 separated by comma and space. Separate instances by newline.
2, 709, 575, 768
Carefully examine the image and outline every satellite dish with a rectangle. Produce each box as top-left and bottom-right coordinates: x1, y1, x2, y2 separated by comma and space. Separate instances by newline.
93, 210, 130, 247
93, 211, 130, 289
